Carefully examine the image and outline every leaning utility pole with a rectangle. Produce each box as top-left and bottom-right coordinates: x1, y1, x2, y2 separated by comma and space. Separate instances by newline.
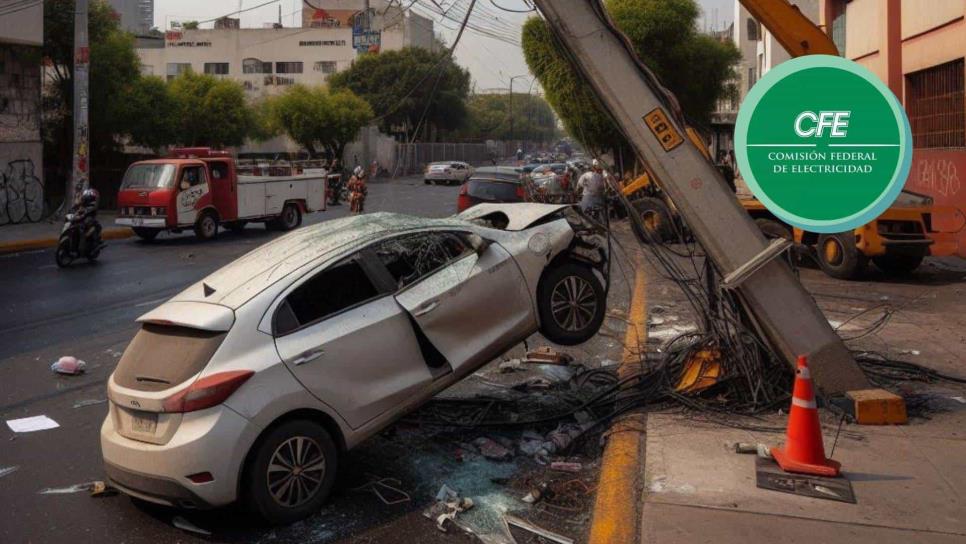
65, 0, 90, 211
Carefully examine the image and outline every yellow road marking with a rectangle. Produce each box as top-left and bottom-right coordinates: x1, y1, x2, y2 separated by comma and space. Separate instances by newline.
589, 258, 647, 544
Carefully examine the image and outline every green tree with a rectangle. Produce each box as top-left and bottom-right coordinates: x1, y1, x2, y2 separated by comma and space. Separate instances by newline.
262, 85, 373, 160
459, 93, 558, 143
522, 0, 740, 156
329, 48, 470, 141
181, 21, 200, 30
118, 76, 179, 152
168, 71, 254, 147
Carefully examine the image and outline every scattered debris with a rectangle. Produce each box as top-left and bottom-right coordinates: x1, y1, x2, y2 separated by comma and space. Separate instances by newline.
952, 396, 966, 404
474, 437, 513, 461
521, 482, 548, 504
38, 482, 98, 494
899, 349, 921, 356
0, 466, 19, 479
499, 359, 523, 373
733, 442, 772, 458
424, 485, 475, 532
600, 358, 620, 368
351, 475, 411, 505
50, 356, 86, 375
524, 347, 573, 366
505, 514, 575, 544
6, 415, 60, 433
172, 516, 212, 536
73, 398, 107, 409
89, 481, 118, 498
550, 461, 583, 473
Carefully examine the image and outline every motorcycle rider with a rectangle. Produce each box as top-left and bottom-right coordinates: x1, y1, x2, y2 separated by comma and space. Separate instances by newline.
347, 166, 368, 215
73, 188, 103, 253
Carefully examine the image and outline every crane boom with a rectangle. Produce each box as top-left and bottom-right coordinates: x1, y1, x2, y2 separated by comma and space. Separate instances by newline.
741, 0, 839, 57
531, 0, 869, 394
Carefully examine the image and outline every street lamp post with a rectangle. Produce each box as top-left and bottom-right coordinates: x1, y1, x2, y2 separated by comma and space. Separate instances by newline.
508, 74, 531, 153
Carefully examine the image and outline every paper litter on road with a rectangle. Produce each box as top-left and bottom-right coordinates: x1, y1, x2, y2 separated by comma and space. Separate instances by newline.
0, 466, 19, 479
6, 415, 60, 433
38, 482, 97, 494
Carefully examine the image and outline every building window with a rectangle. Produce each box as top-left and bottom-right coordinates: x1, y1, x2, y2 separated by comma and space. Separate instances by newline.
746, 18, 759, 41
265, 75, 295, 86
313, 61, 337, 74
276, 62, 303, 74
830, 0, 846, 56
243, 58, 272, 74
204, 62, 229, 75
166, 62, 192, 81
748, 67, 757, 88
906, 59, 965, 149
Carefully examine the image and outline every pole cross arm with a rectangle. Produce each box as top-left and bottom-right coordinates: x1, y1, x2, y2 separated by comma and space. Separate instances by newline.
531, 0, 869, 394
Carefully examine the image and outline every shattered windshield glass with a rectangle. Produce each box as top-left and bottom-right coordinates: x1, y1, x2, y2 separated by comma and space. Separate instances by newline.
374, 232, 470, 289
121, 164, 176, 190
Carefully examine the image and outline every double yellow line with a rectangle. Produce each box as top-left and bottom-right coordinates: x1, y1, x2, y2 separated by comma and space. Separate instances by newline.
588, 259, 647, 544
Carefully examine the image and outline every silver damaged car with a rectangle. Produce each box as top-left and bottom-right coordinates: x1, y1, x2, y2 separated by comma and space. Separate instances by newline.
101, 203, 608, 524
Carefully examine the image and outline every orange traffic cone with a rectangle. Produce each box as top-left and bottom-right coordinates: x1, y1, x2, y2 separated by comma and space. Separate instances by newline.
770, 355, 841, 477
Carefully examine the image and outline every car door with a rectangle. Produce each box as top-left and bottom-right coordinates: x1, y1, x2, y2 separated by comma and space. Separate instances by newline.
378, 231, 534, 375
273, 252, 433, 430
176, 165, 209, 225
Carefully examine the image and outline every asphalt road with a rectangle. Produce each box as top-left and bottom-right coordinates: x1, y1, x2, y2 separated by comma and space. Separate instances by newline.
0, 177, 627, 544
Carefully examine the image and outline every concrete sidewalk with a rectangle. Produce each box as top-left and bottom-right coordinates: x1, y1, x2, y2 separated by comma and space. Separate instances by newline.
640, 408, 966, 543
0, 211, 130, 253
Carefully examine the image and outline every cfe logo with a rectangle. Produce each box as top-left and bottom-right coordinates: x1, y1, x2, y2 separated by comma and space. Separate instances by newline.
735, 55, 912, 233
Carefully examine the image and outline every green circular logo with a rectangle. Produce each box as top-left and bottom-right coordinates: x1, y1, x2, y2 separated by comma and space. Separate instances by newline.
734, 55, 912, 233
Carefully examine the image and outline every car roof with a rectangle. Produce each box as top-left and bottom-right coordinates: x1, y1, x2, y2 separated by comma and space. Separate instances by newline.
169, 213, 471, 309
474, 166, 521, 175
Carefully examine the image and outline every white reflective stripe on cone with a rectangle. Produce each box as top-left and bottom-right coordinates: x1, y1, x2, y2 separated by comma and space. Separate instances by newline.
792, 397, 817, 409
798, 367, 811, 379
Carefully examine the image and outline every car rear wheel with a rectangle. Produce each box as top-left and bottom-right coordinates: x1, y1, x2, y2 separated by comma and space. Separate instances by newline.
538, 262, 606, 345
873, 254, 923, 276
245, 420, 338, 525
133, 227, 160, 241
816, 232, 867, 280
194, 212, 218, 241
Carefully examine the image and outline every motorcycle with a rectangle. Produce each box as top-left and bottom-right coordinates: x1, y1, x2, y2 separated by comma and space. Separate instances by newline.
55, 210, 104, 268
326, 173, 349, 206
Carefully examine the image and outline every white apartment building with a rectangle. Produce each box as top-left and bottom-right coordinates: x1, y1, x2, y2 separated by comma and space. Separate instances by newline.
107, 0, 154, 35
136, 0, 435, 98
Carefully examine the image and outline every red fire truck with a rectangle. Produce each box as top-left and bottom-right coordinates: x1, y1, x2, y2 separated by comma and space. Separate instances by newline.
115, 148, 327, 241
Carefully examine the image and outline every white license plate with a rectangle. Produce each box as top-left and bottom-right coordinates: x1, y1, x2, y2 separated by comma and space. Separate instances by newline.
132, 217, 144, 226
131, 412, 157, 434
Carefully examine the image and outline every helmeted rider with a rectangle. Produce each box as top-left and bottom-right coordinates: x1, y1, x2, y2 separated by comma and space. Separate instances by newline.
73, 188, 103, 252
576, 159, 606, 214
348, 165, 368, 214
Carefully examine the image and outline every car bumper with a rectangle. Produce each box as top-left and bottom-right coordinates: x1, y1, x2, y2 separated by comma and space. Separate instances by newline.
115, 217, 167, 228
425, 173, 456, 180
100, 403, 252, 508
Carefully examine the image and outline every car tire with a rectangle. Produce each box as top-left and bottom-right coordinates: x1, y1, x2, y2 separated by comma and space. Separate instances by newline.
244, 420, 338, 526
538, 262, 606, 346
631, 197, 674, 243
133, 227, 160, 241
873, 254, 923, 277
268, 204, 302, 231
817, 232, 867, 280
194, 212, 218, 241
424, 179, 431, 185
55, 238, 73, 268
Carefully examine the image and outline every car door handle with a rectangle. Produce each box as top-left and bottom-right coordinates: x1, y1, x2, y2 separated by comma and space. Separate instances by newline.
292, 349, 325, 366
413, 300, 439, 317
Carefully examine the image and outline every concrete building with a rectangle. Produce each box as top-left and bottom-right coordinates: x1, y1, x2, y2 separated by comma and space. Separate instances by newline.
136, 0, 435, 98
0, 0, 43, 225
819, 0, 966, 253
107, 0, 155, 35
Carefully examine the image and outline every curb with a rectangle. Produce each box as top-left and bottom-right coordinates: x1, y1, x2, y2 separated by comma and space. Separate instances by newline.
588, 259, 648, 544
0, 227, 134, 254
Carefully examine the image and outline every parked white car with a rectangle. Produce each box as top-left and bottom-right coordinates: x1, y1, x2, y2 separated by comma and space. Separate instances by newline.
424, 161, 474, 185
101, 204, 607, 524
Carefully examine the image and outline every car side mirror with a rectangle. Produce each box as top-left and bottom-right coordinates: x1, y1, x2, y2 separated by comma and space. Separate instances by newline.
467, 233, 490, 256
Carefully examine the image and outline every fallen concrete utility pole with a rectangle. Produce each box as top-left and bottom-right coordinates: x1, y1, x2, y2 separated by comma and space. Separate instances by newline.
531, 0, 869, 395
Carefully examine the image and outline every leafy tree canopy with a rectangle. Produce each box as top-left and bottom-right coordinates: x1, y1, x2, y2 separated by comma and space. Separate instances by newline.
328, 48, 470, 140
522, 0, 740, 156
168, 71, 254, 148
457, 93, 558, 143
260, 85, 373, 159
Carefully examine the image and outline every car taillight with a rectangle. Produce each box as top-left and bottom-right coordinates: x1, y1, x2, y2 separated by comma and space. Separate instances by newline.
516, 185, 526, 199
161, 370, 254, 413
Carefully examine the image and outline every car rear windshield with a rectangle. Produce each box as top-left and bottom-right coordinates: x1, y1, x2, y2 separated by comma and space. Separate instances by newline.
113, 323, 228, 392
121, 164, 176, 190
467, 178, 520, 201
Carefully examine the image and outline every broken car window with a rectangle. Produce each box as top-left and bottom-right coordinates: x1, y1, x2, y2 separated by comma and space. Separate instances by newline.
373, 232, 472, 290
276, 258, 380, 335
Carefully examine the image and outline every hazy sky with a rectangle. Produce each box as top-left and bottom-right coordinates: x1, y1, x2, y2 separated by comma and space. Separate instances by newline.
153, 0, 736, 90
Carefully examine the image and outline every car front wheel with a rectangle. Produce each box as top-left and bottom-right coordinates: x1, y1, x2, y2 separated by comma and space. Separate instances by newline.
245, 420, 338, 525
538, 262, 606, 345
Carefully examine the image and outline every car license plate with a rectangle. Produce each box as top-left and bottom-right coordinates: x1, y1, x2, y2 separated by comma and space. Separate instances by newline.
131, 412, 157, 434
132, 217, 143, 226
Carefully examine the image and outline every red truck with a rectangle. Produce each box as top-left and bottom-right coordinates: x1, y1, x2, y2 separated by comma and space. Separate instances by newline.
115, 148, 327, 241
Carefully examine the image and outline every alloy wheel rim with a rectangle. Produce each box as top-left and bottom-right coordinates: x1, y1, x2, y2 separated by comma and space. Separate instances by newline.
203, 217, 215, 236
284, 207, 296, 226
267, 436, 325, 508
550, 275, 597, 332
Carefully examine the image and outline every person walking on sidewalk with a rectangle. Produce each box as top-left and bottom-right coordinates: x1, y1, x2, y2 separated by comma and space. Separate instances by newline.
348, 166, 368, 215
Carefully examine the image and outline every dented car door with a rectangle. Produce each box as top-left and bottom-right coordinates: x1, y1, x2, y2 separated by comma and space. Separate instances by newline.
378, 231, 534, 374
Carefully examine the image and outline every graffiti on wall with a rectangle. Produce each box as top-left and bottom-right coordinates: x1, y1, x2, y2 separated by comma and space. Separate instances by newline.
914, 156, 961, 198
0, 158, 44, 224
